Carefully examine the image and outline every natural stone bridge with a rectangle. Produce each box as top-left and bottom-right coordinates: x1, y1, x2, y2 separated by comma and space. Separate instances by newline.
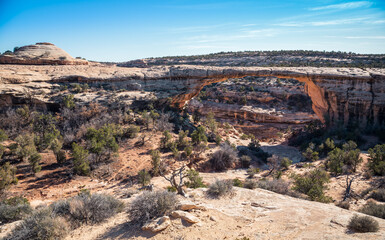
0, 64, 384, 127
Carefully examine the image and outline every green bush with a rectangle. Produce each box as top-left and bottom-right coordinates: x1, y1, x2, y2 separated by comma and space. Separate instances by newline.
191, 126, 207, 146
14, 134, 37, 161
5, 208, 69, 240
86, 124, 120, 157
280, 157, 292, 170
360, 202, 385, 219
0, 129, 8, 142
29, 152, 42, 174
138, 169, 151, 186
62, 94, 75, 109
291, 168, 331, 202
368, 144, 385, 176
71, 143, 90, 176
185, 169, 206, 188
302, 143, 319, 162
0, 162, 18, 193
128, 191, 178, 224
0, 196, 32, 224
150, 150, 161, 176
125, 125, 140, 138
207, 179, 234, 198
246, 167, 259, 178
232, 178, 243, 187
348, 214, 379, 233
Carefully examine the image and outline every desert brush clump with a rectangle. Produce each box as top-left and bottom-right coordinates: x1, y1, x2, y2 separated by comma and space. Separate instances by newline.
257, 179, 289, 195
207, 179, 234, 198
359, 201, 385, 219
210, 143, 238, 171
50, 193, 124, 227
5, 208, 69, 240
369, 188, 385, 202
184, 169, 206, 188
128, 190, 178, 225
348, 214, 379, 233
0, 196, 32, 224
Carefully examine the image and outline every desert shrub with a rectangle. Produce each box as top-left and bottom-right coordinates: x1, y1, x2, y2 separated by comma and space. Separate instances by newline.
51, 193, 124, 226
177, 130, 189, 149
86, 124, 120, 163
348, 214, 379, 233
5, 208, 69, 240
0, 144, 4, 159
257, 179, 289, 195
160, 130, 173, 150
243, 179, 258, 189
0, 196, 32, 224
280, 157, 292, 170
246, 167, 259, 178
240, 155, 251, 168
368, 144, 385, 176
207, 179, 234, 198
0, 162, 18, 193
327, 142, 362, 175
233, 178, 243, 187
138, 169, 151, 186
14, 134, 37, 161
150, 150, 161, 176
336, 201, 350, 210
210, 143, 238, 171
71, 143, 90, 176
29, 152, 42, 174
0, 129, 8, 142
291, 169, 331, 202
360, 202, 385, 219
302, 143, 319, 162
369, 188, 385, 202
128, 191, 178, 224
185, 169, 206, 188
191, 126, 207, 145
62, 94, 75, 109
55, 150, 66, 164
124, 125, 140, 138
248, 139, 271, 162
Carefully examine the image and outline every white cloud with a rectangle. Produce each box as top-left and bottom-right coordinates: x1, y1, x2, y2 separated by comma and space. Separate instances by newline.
309, 1, 372, 11
345, 36, 385, 39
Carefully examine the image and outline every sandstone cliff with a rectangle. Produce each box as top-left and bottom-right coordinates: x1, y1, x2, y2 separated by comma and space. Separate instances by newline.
0, 64, 384, 127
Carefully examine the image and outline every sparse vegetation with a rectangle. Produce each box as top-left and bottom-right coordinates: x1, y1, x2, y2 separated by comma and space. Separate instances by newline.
207, 179, 234, 198
210, 143, 238, 171
348, 214, 379, 233
0, 196, 32, 224
128, 191, 178, 224
291, 168, 331, 202
360, 202, 385, 219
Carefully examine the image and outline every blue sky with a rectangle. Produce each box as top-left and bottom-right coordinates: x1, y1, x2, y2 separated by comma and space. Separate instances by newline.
0, 0, 384, 61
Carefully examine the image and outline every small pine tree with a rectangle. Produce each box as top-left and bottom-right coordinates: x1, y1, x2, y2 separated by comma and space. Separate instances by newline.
71, 143, 90, 176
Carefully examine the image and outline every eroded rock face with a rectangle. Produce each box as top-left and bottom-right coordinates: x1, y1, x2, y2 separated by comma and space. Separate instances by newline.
0, 43, 88, 65
0, 64, 384, 127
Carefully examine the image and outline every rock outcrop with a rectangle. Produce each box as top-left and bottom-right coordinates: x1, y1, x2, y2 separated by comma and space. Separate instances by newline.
0, 43, 88, 65
0, 64, 384, 127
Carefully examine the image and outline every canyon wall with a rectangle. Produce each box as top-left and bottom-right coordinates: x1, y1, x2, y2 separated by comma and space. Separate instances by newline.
0, 64, 384, 127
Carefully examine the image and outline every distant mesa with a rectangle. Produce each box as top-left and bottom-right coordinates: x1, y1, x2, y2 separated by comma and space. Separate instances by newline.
0, 42, 88, 65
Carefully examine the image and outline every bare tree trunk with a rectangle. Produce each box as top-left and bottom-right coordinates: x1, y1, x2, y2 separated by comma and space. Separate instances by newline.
343, 175, 355, 201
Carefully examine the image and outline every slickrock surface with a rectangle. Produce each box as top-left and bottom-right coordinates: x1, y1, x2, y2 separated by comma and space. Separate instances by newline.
59, 187, 385, 240
0, 64, 384, 126
0, 42, 88, 65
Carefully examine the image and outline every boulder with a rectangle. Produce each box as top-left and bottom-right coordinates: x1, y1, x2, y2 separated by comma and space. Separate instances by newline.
141, 216, 171, 232
171, 210, 200, 223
